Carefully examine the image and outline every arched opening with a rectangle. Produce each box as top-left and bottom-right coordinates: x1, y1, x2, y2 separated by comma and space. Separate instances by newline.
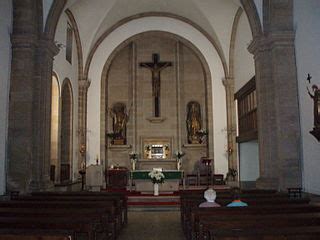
60, 79, 73, 182
50, 73, 60, 182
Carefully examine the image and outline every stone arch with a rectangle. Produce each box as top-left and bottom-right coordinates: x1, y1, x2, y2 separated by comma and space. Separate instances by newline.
44, 0, 67, 40
65, 8, 84, 80
60, 78, 73, 182
84, 12, 229, 79
99, 31, 214, 171
240, 0, 263, 38
50, 72, 60, 182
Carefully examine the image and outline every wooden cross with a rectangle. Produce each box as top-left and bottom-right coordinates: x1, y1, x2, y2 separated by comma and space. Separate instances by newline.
140, 53, 172, 117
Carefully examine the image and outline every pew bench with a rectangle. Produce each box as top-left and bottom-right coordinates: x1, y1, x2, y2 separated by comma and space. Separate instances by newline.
188, 204, 320, 240
199, 216, 320, 240
30, 191, 128, 225
0, 201, 117, 239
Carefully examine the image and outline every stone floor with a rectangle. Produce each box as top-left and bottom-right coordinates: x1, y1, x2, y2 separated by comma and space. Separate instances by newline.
118, 211, 185, 240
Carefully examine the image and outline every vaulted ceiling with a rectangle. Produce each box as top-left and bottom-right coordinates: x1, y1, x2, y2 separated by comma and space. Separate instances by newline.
60, 0, 251, 66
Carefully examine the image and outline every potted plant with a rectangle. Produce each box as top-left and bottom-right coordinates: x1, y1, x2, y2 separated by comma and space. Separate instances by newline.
106, 132, 116, 144
129, 152, 138, 170
226, 168, 237, 181
174, 151, 185, 170
196, 129, 208, 143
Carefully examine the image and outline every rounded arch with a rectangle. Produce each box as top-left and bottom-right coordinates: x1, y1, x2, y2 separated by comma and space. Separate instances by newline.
45, 1, 263, 73
44, 0, 67, 40
60, 78, 73, 182
99, 31, 215, 167
240, 0, 263, 38
86, 16, 227, 172
84, 12, 229, 78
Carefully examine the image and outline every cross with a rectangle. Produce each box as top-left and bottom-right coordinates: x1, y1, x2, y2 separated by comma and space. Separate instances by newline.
140, 53, 172, 117
307, 73, 312, 83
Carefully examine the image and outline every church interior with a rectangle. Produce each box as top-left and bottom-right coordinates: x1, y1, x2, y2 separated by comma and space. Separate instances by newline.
1, 0, 320, 239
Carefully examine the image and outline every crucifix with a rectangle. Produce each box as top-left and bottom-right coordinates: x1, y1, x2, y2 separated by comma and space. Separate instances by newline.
140, 53, 172, 117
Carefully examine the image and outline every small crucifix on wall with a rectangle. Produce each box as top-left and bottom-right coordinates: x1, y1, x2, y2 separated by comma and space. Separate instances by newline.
140, 53, 172, 117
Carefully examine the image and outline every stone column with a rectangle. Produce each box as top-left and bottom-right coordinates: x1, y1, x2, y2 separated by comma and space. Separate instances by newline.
29, 38, 59, 191
222, 78, 238, 172
8, 0, 38, 192
78, 79, 91, 169
8, 0, 59, 192
248, 0, 302, 190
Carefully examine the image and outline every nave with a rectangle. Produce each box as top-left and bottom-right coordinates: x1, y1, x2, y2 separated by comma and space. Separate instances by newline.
118, 211, 184, 240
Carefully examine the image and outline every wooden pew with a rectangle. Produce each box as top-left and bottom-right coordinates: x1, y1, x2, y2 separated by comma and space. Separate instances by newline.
14, 195, 124, 229
0, 216, 102, 240
30, 191, 128, 225
189, 205, 320, 240
181, 195, 310, 233
0, 201, 117, 240
0, 235, 70, 240
0, 207, 114, 240
198, 214, 320, 240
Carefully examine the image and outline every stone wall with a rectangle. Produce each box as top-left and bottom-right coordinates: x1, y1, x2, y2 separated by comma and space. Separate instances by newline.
105, 32, 211, 174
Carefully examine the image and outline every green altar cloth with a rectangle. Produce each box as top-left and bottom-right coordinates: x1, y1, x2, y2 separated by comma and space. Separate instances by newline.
131, 170, 183, 180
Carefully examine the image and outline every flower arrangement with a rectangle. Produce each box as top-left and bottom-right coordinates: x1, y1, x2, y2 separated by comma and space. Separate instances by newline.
174, 150, 185, 159
196, 129, 208, 136
129, 152, 138, 160
106, 132, 116, 139
148, 169, 165, 184
226, 168, 237, 181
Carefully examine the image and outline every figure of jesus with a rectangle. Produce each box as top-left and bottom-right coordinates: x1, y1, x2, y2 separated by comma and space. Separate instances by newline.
140, 54, 172, 117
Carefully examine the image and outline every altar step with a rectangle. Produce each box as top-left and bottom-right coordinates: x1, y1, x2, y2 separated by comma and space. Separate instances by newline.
128, 195, 180, 211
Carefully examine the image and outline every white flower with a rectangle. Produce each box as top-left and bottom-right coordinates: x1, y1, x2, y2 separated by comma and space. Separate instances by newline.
148, 169, 165, 184
129, 152, 138, 160
174, 150, 185, 159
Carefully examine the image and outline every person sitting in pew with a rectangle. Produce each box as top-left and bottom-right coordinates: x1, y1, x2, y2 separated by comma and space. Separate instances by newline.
199, 188, 221, 208
227, 187, 248, 207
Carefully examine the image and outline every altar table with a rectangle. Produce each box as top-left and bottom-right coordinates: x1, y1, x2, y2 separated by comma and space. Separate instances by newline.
130, 170, 184, 193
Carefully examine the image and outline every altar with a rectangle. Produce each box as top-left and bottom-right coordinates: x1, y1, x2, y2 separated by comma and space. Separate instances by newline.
131, 170, 184, 193
137, 159, 177, 170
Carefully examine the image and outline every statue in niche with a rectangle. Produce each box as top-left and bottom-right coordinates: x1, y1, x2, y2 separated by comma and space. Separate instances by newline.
109, 102, 129, 144
186, 101, 202, 144
306, 73, 320, 141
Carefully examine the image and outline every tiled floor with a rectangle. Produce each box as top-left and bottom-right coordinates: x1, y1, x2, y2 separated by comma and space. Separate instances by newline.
118, 211, 185, 240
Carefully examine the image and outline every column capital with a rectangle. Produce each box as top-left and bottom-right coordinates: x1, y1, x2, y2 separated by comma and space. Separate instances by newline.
79, 79, 91, 90
38, 37, 60, 57
248, 31, 295, 55
222, 77, 235, 89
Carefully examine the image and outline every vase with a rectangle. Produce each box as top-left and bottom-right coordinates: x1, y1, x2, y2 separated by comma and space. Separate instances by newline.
177, 159, 181, 170
154, 183, 159, 196
132, 160, 136, 171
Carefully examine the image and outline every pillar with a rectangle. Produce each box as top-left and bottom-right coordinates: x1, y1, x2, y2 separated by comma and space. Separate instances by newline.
248, 0, 302, 190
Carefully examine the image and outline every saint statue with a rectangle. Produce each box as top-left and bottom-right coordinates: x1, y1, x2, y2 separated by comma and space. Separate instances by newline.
186, 101, 202, 144
307, 84, 320, 128
110, 102, 129, 143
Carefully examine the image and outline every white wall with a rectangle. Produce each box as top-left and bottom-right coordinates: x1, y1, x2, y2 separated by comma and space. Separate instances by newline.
87, 16, 229, 175
53, 13, 79, 180
0, 0, 12, 195
239, 140, 259, 182
234, 13, 255, 92
294, 0, 320, 195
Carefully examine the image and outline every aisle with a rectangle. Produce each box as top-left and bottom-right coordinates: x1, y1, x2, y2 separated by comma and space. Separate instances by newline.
118, 211, 184, 240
